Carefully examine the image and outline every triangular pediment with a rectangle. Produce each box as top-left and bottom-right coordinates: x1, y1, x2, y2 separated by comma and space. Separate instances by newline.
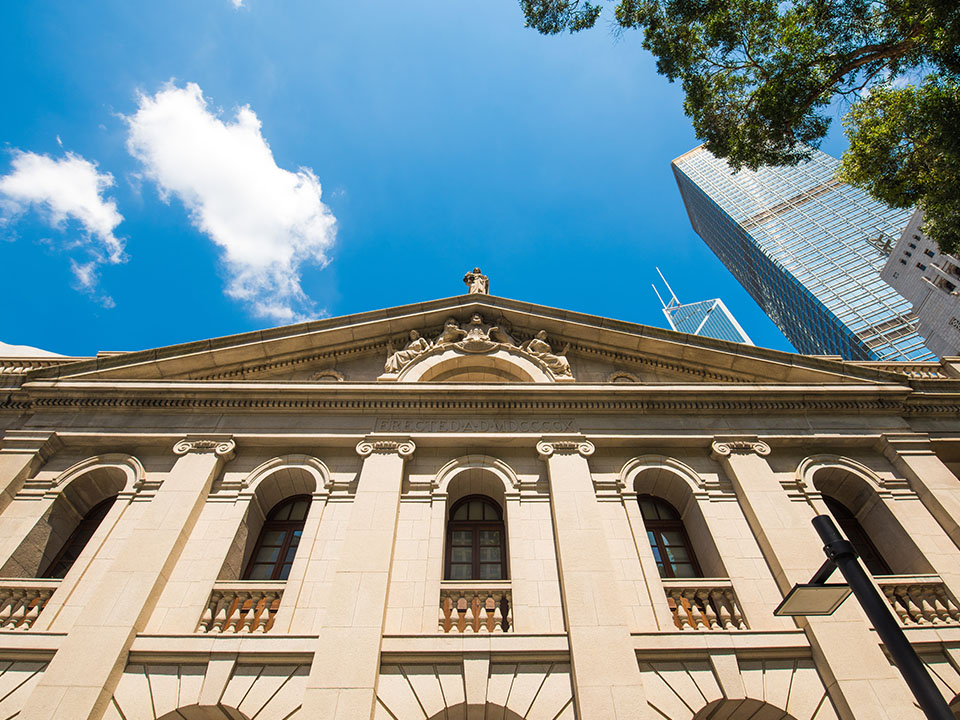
20, 295, 926, 387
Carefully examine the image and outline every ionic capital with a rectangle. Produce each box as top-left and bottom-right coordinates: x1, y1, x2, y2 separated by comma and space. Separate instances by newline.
356, 437, 416, 459
537, 437, 595, 459
173, 435, 236, 461
711, 437, 771, 460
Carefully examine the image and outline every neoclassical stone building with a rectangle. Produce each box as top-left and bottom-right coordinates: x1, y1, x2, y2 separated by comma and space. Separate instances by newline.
3, 286, 960, 719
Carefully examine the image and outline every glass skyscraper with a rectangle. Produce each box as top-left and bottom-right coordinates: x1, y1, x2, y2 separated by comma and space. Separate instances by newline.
672, 145, 934, 361
654, 269, 753, 345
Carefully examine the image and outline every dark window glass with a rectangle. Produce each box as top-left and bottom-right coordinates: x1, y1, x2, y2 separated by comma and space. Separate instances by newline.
42, 497, 116, 579
638, 495, 702, 579
243, 496, 311, 581
445, 496, 507, 581
823, 496, 892, 575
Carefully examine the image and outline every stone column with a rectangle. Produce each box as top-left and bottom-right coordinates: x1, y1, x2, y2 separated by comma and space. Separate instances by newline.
0, 430, 61, 513
538, 438, 651, 720
301, 437, 414, 719
880, 433, 960, 550
19, 435, 235, 720
713, 437, 921, 720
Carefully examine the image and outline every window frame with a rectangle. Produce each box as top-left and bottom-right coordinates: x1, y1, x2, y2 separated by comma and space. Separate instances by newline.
242, 495, 311, 582
41, 496, 117, 579
822, 495, 892, 576
637, 494, 703, 579
444, 495, 508, 581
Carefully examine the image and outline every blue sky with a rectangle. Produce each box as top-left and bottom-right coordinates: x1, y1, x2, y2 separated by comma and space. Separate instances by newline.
0, 0, 855, 357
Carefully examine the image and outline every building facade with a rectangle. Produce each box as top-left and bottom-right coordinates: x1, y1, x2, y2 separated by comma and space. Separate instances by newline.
672, 145, 934, 362
2, 291, 960, 719
654, 269, 753, 344
882, 211, 960, 357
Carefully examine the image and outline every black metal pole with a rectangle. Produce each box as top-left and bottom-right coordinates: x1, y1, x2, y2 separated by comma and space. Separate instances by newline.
811, 515, 953, 720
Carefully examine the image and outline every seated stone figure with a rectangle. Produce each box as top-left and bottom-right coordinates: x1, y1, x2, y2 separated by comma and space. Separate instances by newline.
385, 330, 432, 373
520, 330, 572, 377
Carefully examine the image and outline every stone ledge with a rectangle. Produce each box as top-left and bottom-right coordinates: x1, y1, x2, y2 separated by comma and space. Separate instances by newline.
0, 631, 66, 660
632, 630, 810, 660
380, 633, 570, 662
128, 634, 317, 663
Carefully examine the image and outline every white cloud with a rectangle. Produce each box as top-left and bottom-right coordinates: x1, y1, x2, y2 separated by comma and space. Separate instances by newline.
231, 0, 244, 7
125, 82, 337, 323
0, 150, 125, 303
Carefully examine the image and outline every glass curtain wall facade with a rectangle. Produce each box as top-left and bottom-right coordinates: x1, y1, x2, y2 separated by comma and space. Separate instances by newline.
672, 146, 934, 361
663, 298, 753, 344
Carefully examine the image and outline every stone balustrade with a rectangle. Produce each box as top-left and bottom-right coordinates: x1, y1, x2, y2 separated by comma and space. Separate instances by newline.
877, 575, 960, 626
439, 583, 512, 633
196, 582, 284, 634
0, 579, 59, 631
662, 578, 746, 631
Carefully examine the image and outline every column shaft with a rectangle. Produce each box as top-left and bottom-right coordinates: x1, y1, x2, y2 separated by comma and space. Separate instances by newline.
539, 439, 651, 720
715, 439, 921, 720
882, 434, 960, 550
19, 437, 234, 720
301, 438, 413, 719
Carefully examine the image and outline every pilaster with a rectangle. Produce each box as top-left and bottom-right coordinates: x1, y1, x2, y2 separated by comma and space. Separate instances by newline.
880, 433, 960, 551
19, 435, 235, 720
0, 430, 61, 513
301, 436, 414, 719
713, 436, 922, 720
538, 437, 651, 720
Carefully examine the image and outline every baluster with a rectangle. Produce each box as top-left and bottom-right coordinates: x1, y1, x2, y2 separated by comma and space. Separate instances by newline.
713, 591, 733, 630
938, 588, 960, 623
237, 592, 257, 633
484, 595, 496, 633
883, 586, 910, 625
900, 586, 926, 625
212, 594, 231, 633
499, 594, 511, 632
917, 588, 942, 625
457, 593, 467, 633
0, 592, 15, 630
470, 594, 481, 633
440, 594, 453, 633
18, 595, 41, 631
697, 590, 719, 629
682, 590, 702, 630
666, 592, 684, 630
723, 589, 744, 630
8, 591, 28, 630
198, 597, 215, 633
254, 592, 272, 633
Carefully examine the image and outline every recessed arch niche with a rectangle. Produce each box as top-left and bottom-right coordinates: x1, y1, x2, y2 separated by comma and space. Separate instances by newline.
396, 347, 555, 383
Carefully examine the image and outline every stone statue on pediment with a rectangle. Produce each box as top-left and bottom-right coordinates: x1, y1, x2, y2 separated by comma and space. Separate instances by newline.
521, 331, 572, 377
384, 330, 432, 373
435, 318, 467, 346
463, 267, 489, 295
489, 316, 518, 346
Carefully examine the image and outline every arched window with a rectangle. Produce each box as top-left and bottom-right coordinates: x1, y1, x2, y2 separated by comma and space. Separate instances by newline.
41, 496, 116, 579
445, 496, 507, 581
243, 496, 310, 581
823, 496, 892, 575
638, 495, 702, 578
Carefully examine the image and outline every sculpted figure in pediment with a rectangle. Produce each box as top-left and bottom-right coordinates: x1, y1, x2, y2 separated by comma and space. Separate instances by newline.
384, 330, 432, 373
435, 318, 467, 346
489, 316, 518, 346
521, 330, 572, 377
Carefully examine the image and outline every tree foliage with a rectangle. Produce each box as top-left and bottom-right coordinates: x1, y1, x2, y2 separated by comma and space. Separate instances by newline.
520, 0, 960, 251
839, 77, 960, 253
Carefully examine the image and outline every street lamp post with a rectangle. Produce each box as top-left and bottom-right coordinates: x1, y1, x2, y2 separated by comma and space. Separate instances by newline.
775, 515, 953, 720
